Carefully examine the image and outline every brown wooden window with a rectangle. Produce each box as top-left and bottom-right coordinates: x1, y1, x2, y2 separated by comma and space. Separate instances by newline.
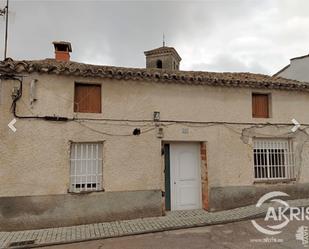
74, 83, 101, 113
252, 93, 269, 118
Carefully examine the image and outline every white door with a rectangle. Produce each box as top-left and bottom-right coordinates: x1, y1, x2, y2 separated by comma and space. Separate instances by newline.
170, 143, 202, 210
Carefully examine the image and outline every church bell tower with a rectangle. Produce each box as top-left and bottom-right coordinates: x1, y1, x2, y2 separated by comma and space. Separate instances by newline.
144, 45, 181, 71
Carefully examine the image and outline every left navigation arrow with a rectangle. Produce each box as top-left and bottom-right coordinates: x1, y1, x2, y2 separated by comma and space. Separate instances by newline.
8, 118, 17, 132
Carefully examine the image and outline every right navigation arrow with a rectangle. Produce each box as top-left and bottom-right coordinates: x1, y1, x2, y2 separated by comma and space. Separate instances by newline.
291, 119, 300, 132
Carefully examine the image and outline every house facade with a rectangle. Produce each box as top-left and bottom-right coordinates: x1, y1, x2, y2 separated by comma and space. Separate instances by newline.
1, 42, 309, 231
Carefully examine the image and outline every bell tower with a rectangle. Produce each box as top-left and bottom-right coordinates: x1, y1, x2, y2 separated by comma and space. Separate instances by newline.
144, 45, 181, 70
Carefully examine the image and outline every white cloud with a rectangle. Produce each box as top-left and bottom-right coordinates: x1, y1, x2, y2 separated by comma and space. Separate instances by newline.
1, 0, 309, 75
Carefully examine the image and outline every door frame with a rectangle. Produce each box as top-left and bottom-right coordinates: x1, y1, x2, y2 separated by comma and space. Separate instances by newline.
164, 144, 171, 211
163, 141, 208, 211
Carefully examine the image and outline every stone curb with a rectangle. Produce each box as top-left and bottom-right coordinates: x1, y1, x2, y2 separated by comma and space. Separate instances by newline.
11, 214, 267, 249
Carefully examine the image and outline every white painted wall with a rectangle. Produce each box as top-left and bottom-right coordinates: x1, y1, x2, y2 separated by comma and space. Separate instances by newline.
277, 56, 309, 82
1, 74, 309, 197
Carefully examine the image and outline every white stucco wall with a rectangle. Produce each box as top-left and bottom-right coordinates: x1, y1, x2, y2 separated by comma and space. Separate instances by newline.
1, 74, 309, 197
277, 56, 309, 82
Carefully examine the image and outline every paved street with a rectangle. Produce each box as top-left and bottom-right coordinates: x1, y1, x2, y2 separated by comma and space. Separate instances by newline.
41, 218, 307, 249
1, 198, 309, 248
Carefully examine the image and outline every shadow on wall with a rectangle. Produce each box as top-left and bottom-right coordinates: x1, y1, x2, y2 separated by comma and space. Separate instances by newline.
0, 190, 162, 231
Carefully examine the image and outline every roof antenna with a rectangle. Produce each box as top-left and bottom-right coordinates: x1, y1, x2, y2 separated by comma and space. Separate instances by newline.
163, 33, 165, 47
0, 0, 9, 59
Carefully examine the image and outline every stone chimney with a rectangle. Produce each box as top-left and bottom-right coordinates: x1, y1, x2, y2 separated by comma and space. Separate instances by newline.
53, 41, 72, 61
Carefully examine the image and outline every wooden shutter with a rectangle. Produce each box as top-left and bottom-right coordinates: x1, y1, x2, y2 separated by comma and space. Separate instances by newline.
74, 84, 101, 113
252, 93, 269, 118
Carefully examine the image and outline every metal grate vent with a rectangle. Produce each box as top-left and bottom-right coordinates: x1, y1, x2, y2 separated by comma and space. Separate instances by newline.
8, 240, 36, 248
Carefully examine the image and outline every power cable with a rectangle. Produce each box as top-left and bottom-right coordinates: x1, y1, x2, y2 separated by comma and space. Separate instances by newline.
74, 120, 157, 137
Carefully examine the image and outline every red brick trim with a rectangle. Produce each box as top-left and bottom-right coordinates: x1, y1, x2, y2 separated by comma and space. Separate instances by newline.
200, 142, 209, 210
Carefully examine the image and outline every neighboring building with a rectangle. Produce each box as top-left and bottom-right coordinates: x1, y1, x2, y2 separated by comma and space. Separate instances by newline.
274, 53, 309, 81
1, 42, 309, 231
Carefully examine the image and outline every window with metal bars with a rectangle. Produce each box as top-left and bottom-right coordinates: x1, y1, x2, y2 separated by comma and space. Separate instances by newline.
253, 139, 294, 181
70, 142, 103, 192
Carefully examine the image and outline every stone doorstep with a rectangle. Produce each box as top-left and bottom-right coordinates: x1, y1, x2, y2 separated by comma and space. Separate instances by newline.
1, 198, 309, 249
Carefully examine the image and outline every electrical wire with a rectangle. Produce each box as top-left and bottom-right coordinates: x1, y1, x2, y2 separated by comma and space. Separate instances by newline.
76, 119, 155, 127
20, 98, 35, 115
39, 81, 73, 103
74, 120, 157, 137
71, 117, 309, 127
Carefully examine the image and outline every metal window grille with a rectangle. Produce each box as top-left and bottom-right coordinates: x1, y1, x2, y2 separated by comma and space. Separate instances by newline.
70, 143, 103, 192
253, 139, 294, 180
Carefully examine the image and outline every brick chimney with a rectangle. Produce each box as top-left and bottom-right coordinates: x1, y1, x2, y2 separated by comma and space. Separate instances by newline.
52, 41, 72, 61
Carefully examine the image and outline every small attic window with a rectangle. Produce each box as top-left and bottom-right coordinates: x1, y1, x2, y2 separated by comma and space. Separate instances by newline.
156, 60, 163, 69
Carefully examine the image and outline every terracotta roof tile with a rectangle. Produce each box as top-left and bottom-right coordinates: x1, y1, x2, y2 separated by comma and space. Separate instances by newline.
0, 58, 308, 91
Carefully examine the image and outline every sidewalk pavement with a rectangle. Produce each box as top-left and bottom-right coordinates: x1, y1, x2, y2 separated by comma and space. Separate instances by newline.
1, 198, 309, 249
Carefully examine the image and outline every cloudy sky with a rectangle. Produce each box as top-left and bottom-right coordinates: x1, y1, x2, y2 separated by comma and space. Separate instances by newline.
0, 0, 308, 75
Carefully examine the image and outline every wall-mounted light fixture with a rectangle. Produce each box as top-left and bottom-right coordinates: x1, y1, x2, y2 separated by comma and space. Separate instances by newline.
157, 127, 164, 138
153, 111, 160, 122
